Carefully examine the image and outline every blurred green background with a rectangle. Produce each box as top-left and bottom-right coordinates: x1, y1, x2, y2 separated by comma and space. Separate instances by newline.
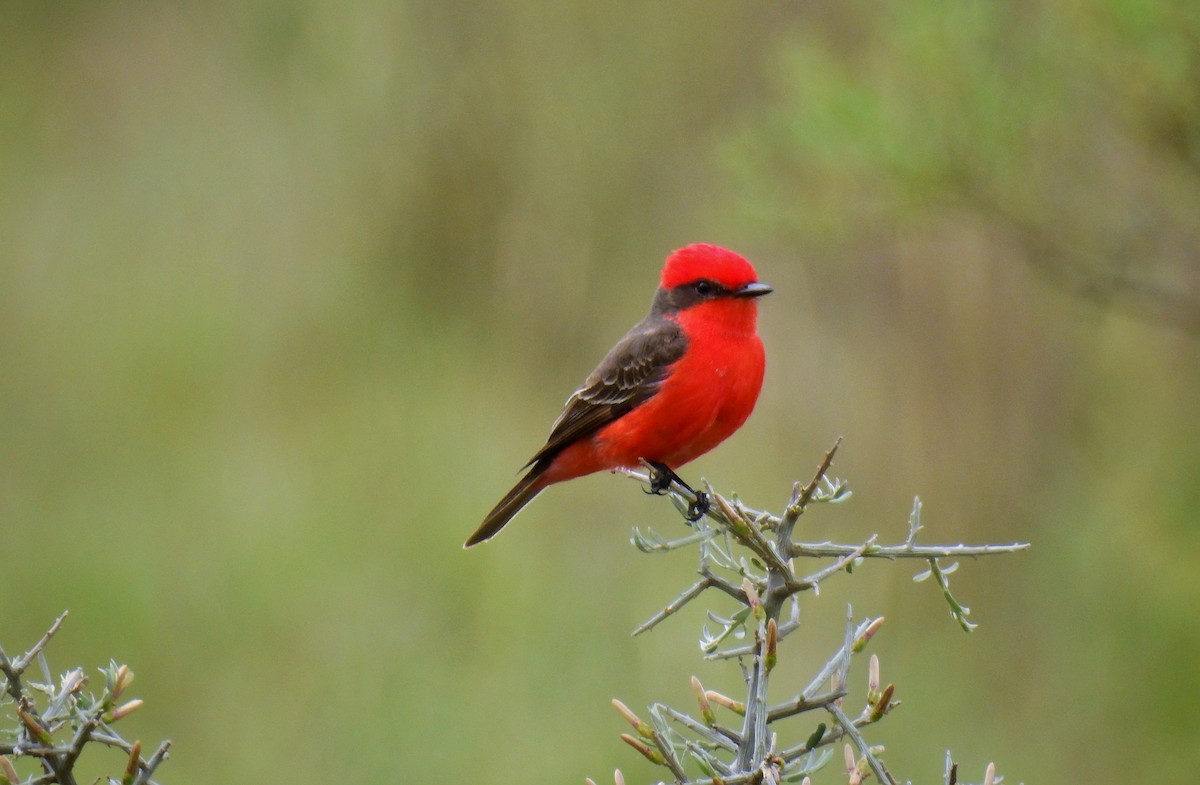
3, 1, 1199, 783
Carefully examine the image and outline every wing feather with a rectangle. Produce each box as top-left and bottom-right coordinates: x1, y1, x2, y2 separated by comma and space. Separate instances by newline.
525, 317, 686, 468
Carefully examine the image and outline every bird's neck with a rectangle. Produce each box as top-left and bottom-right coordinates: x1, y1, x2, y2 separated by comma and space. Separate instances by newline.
673, 300, 759, 340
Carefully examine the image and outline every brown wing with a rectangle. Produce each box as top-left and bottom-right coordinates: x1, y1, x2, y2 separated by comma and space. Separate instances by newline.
525, 316, 687, 469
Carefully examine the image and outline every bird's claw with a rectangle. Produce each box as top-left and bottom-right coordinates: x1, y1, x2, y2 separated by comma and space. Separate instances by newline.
645, 462, 674, 496
644, 461, 708, 522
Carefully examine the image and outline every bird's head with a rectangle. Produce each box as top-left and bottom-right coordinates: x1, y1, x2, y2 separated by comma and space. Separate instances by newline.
652, 244, 771, 330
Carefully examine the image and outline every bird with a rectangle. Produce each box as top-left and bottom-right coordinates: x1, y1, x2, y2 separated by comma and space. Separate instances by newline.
465, 243, 771, 547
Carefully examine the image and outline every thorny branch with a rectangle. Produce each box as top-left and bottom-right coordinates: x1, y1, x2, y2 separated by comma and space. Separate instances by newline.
1, 613, 170, 785
594, 441, 1027, 785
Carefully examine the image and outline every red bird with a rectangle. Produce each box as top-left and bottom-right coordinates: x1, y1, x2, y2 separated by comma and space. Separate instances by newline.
465, 243, 770, 547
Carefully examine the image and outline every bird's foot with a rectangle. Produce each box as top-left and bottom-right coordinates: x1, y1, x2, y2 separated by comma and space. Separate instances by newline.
644, 461, 677, 496
644, 461, 709, 522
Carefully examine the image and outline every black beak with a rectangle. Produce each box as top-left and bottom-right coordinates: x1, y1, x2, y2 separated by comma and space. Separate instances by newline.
735, 281, 773, 298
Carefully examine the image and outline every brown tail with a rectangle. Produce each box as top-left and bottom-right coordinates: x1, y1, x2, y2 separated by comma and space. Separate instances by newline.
464, 471, 548, 547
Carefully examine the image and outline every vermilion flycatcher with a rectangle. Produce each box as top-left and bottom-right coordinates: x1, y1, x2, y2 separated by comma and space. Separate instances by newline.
465, 243, 770, 547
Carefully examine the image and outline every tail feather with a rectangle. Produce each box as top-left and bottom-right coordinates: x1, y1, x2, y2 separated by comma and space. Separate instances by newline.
464, 471, 547, 547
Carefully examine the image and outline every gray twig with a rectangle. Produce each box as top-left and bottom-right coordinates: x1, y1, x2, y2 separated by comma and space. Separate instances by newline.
598, 443, 1024, 785
1, 615, 170, 785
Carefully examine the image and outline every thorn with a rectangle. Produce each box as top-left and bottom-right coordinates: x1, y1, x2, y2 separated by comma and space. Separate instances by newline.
16, 701, 52, 746
105, 698, 143, 722
867, 654, 880, 701
852, 617, 885, 653
611, 699, 653, 739
765, 618, 778, 672
705, 690, 746, 716
619, 733, 664, 765
114, 664, 134, 699
870, 684, 895, 722
844, 744, 861, 785
742, 577, 763, 620
60, 667, 86, 696
691, 676, 715, 725
0, 756, 18, 785
122, 740, 142, 785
